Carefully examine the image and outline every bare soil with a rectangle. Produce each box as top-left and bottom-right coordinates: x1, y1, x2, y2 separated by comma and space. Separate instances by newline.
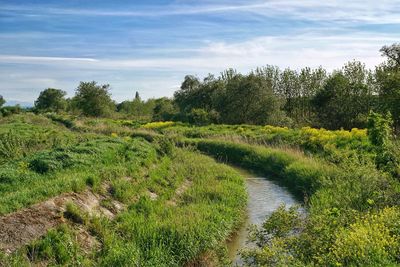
0, 188, 124, 254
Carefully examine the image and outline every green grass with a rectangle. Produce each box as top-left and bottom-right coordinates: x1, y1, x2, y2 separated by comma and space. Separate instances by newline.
188, 138, 334, 198
0, 113, 80, 164
2, 113, 400, 266
183, 136, 400, 266
1, 147, 247, 266
0, 114, 248, 266
0, 136, 156, 215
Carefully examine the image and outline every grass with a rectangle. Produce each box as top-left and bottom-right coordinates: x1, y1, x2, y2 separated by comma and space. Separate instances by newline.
1, 147, 247, 266
2, 114, 400, 266
0, 113, 80, 164
0, 114, 248, 266
0, 135, 156, 215
181, 136, 400, 265
187, 138, 335, 198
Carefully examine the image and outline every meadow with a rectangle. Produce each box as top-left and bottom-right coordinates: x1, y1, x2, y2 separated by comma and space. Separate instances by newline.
1, 113, 400, 266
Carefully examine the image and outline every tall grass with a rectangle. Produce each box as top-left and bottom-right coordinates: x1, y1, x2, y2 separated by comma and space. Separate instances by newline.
0, 114, 79, 164
189, 139, 335, 198
1, 149, 247, 266
0, 137, 157, 215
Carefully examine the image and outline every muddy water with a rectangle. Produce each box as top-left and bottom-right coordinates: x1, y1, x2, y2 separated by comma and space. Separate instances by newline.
227, 169, 299, 266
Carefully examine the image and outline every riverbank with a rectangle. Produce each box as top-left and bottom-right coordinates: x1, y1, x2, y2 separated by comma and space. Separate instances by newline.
227, 173, 299, 265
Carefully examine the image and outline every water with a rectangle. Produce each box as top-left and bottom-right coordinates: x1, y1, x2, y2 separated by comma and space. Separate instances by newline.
227, 169, 299, 266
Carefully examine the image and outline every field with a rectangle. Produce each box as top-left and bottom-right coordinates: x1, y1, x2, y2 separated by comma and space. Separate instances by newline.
1, 113, 400, 266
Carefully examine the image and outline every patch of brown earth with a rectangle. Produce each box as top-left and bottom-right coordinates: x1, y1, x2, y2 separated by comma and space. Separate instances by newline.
167, 180, 193, 206
147, 190, 159, 200
0, 187, 125, 254
73, 225, 101, 254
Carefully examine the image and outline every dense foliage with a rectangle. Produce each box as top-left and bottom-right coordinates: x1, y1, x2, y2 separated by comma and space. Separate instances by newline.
34, 88, 67, 112
70, 81, 116, 117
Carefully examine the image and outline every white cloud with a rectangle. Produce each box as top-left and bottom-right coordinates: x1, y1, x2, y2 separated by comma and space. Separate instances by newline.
0, 55, 98, 63
2, 1, 400, 102
0, 31, 395, 72
2, 1, 400, 25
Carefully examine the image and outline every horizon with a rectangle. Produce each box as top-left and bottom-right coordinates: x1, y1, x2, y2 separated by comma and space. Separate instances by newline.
1, 0, 400, 104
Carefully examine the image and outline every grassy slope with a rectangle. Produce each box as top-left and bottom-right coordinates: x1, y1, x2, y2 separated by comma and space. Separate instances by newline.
5, 115, 400, 265
0, 114, 247, 266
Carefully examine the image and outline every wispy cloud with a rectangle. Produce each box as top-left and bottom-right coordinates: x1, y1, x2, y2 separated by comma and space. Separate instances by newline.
0, 55, 98, 63
1, 1, 399, 102
2, 1, 400, 25
0, 30, 395, 72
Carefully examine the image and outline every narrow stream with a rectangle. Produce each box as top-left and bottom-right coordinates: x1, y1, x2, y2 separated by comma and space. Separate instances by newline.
227, 169, 300, 266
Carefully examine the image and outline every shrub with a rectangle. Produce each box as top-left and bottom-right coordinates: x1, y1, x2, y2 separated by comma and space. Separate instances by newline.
29, 154, 63, 173
329, 207, 400, 266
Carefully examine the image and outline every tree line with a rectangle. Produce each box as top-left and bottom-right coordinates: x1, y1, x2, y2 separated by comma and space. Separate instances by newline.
173, 44, 400, 131
2, 43, 399, 131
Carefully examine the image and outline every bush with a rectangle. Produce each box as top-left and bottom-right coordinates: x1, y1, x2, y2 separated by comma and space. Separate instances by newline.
187, 108, 215, 125
329, 207, 400, 266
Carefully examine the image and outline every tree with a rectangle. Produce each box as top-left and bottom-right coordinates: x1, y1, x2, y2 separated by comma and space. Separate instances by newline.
0, 95, 5, 108
312, 61, 373, 129
135, 91, 141, 101
34, 88, 67, 112
72, 81, 115, 117
174, 75, 201, 112
380, 43, 400, 68
367, 111, 399, 177
279, 68, 300, 121
376, 44, 400, 131
219, 73, 284, 125
152, 98, 177, 121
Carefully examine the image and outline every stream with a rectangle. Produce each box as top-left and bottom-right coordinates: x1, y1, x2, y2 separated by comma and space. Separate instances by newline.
227, 168, 300, 266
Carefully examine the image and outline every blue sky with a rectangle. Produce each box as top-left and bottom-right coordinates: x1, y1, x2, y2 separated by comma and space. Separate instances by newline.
1, 0, 400, 104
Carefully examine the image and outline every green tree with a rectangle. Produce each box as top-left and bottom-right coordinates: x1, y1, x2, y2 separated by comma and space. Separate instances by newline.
280, 68, 300, 120
152, 98, 177, 121
219, 73, 284, 125
34, 88, 67, 112
367, 111, 399, 176
0, 95, 5, 108
376, 44, 400, 131
380, 43, 400, 68
312, 61, 373, 129
174, 75, 201, 112
135, 91, 140, 101
72, 81, 115, 117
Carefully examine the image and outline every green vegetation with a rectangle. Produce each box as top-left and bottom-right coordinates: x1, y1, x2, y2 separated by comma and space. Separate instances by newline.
1, 43, 400, 266
11, 43, 395, 132
128, 115, 399, 266
0, 95, 5, 108
70, 81, 116, 117
0, 114, 247, 266
169, 127, 398, 266
1, 109, 400, 266
34, 88, 67, 113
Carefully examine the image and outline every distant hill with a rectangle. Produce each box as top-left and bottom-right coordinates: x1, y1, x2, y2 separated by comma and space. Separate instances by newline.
5, 100, 33, 108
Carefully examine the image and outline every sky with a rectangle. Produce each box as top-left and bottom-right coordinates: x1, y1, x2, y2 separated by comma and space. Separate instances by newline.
1, 0, 400, 104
